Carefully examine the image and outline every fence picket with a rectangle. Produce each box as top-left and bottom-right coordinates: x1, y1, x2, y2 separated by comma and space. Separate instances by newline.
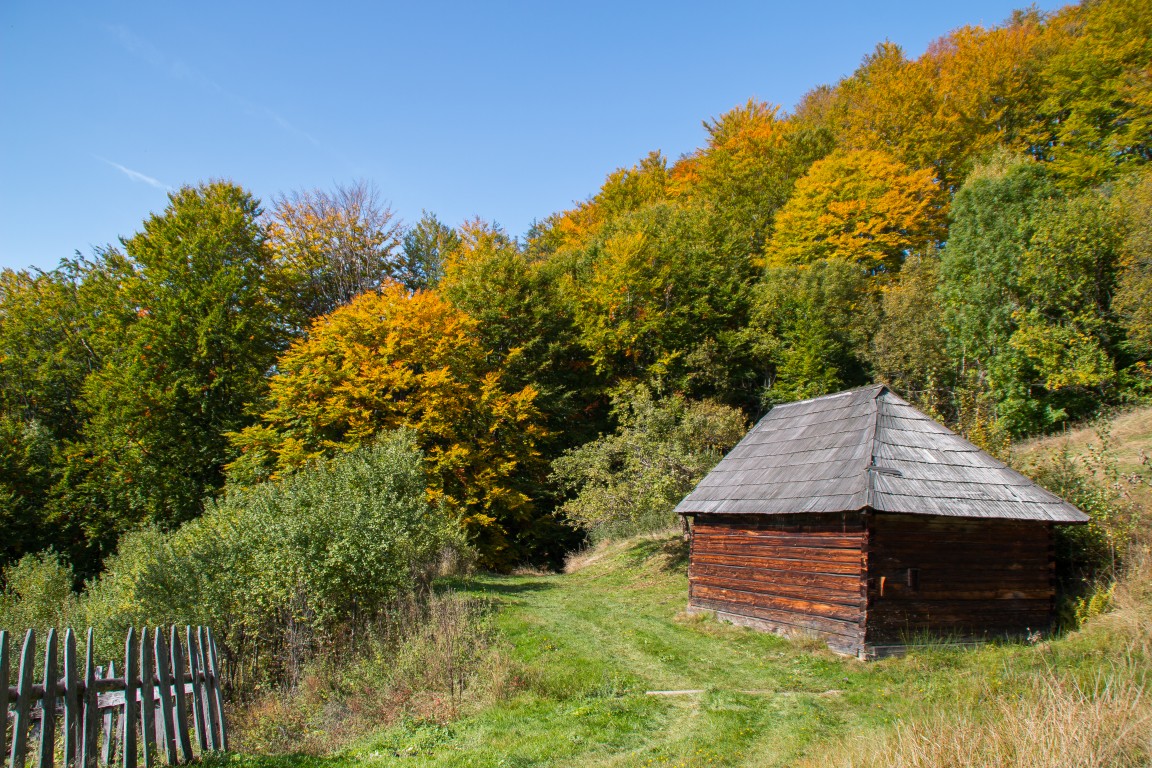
82, 633, 98, 768
196, 627, 219, 752
152, 630, 177, 765
1, 630, 9, 762
138, 629, 155, 768
99, 664, 115, 767
205, 628, 227, 752
38, 628, 58, 768
167, 628, 193, 763
122, 630, 138, 768
185, 628, 207, 753
63, 629, 79, 767
11, 629, 36, 768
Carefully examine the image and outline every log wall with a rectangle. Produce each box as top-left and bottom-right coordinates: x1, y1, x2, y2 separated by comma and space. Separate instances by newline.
865, 513, 1055, 644
686, 513, 868, 655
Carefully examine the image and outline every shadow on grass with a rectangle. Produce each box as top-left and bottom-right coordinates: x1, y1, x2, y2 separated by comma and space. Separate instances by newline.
465, 577, 557, 596
202, 753, 359, 768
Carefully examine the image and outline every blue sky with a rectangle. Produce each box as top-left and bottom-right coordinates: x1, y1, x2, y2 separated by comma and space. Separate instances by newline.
1, 1, 1068, 272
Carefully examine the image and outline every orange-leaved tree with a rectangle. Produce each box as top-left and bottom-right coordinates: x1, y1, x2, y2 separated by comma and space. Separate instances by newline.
227, 282, 547, 569
766, 148, 946, 273
828, 17, 1045, 190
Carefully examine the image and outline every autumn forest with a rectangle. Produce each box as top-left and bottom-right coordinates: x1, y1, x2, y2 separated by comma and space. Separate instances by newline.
2, 0, 1150, 584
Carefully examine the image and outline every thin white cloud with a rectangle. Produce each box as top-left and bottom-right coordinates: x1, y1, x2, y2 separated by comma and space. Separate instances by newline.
97, 156, 173, 191
104, 23, 359, 173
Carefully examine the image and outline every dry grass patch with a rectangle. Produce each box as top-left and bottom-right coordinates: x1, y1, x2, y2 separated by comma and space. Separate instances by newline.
231, 591, 500, 756
831, 663, 1149, 768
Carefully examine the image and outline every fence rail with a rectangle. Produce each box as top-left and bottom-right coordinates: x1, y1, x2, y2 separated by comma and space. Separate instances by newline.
2, 626, 226, 768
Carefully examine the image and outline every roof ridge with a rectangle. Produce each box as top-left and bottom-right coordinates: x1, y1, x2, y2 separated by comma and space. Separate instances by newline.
863, 385, 886, 508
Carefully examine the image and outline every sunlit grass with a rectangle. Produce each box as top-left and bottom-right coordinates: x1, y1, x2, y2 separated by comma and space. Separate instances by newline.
218, 524, 1149, 767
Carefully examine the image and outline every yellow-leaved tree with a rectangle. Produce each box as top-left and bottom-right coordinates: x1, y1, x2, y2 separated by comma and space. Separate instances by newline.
766, 149, 946, 273
227, 282, 547, 569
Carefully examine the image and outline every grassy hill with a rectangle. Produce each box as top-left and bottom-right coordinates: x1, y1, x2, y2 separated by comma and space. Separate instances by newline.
221, 409, 1152, 768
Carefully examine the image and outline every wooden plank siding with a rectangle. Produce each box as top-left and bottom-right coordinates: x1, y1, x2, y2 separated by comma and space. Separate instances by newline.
686, 512, 1056, 659
686, 513, 868, 655
865, 513, 1055, 645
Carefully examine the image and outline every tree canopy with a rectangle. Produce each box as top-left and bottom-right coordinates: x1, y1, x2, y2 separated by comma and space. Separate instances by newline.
2, 0, 1150, 577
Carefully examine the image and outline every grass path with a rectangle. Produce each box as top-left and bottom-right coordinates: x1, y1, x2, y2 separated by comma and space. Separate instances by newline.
219, 533, 1107, 767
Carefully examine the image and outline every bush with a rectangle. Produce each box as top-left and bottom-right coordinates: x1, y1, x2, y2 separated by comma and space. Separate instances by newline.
0, 551, 79, 633
80, 431, 460, 686
1024, 427, 1146, 588
550, 387, 746, 541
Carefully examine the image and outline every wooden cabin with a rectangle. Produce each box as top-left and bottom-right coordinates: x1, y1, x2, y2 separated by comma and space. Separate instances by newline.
675, 385, 1088, 659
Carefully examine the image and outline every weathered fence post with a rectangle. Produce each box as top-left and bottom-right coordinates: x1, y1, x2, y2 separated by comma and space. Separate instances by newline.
11, 629, 36, 768
205, 628, 227, 752
81, 630, 99, 768
122, 629, 138, 768
185, 628, 207, 753
64, 628, 80, 766
196, 627, 219, 752
153, 629, 178, 765
168, 628, 193, 763
100, 663, 116, 767
39, 628, 59, 768
139, 628, 155, 768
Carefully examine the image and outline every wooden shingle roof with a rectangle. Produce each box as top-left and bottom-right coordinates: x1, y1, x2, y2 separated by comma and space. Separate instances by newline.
676, 385, 1089, 523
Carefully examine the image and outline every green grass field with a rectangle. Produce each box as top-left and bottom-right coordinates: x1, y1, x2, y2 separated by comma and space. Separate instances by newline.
217, 538, 1143, 766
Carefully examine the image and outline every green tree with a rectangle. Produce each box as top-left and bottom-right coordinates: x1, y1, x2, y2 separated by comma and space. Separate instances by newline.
532, 151, 671, 258
0, 259, 120, 442
1032, 0, 1152, 186
868, 253, 953, 416
1114, 170, 1152, 360
0, 417, 58, 566
679, 101, 833, 257
439, 220, 604, 446
1009, 192, 1123, 396
942, 155, 1126, 433
564, 203, 758, 403
752, 261, 877, 404
57, 182, 284, 572
398, 211, 460, 291
550, 387, 746, 541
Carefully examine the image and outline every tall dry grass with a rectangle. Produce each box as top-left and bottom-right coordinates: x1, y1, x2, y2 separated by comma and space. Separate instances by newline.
838, 660, 1149, 768
231, 589, 506, 755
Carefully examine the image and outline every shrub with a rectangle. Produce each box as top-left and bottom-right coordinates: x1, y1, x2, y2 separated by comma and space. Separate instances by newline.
550, 387, 746, 541
1024, 427, 1146, 590
0, 551, 79, 633
80, 431, 459, 686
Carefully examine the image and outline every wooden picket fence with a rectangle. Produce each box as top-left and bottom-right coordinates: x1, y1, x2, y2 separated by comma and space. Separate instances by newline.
2, 626, 227, 768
